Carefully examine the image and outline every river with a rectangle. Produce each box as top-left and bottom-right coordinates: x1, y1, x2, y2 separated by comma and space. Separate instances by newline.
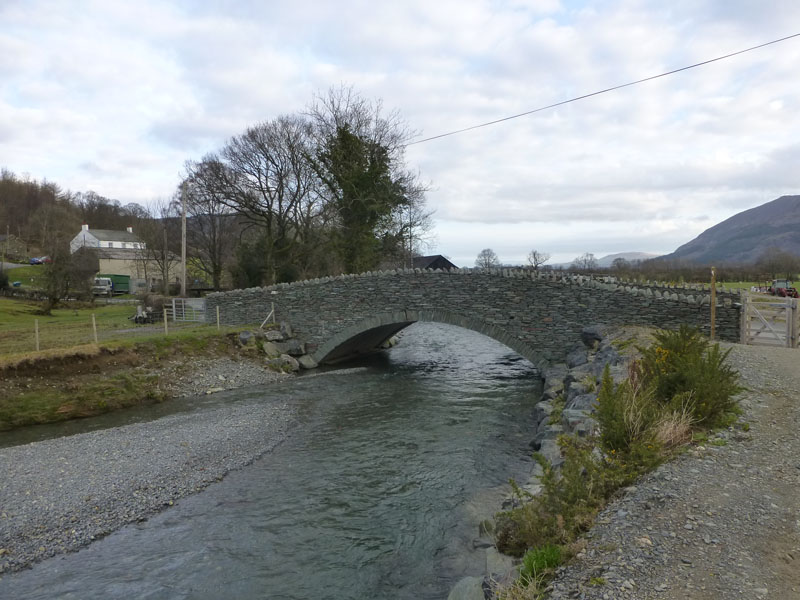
2, 323, 542, 599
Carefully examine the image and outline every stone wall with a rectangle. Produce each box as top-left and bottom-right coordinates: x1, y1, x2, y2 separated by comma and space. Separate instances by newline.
205, 269, 742, 366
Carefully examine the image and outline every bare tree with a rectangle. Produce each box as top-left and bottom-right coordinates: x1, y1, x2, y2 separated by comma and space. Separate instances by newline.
189, 116, 321, 284
757, 247, 800, 280
570, 252, 598, 271
526, 249, 551, 270
180, 163, 241, 290
475, 248, 500, 269
137, 199, 180, 294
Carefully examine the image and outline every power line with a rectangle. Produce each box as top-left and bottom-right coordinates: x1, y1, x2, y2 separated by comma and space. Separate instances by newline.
406, 32, 800, 146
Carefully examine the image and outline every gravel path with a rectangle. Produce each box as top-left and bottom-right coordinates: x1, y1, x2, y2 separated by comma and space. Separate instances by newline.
548, 343, 800, 599
0, 360, 296, 575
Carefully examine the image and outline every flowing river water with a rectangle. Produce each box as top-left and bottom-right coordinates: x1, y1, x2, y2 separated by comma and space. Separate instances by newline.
3, 323, 542, 599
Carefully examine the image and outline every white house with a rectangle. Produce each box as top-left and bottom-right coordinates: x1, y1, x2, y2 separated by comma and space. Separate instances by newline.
70, 223, 145, 254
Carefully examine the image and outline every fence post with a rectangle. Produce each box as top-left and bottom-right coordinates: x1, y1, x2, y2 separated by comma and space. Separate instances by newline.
740, 293, 749, 345
216, 305, 220, 331
163, 309, 168, 336
35, 319, 40, 352
709, 266, 716, 340
92, 313, 98, 344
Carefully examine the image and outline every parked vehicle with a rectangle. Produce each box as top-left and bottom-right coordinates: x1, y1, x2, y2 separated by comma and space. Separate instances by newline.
97, 273, 131, 294
768, 279, 799, 298
92, 277, 114, 297
28, 256, 51, 264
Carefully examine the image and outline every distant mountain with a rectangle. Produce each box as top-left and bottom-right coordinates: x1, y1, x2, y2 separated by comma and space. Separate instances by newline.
661, 195, 800, 264
550, 252, 659, 269
596, 252, 660, 267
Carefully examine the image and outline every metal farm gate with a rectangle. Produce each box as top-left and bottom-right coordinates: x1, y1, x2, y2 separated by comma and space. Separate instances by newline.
169, 298, 207, 323
741, 293, 798, 348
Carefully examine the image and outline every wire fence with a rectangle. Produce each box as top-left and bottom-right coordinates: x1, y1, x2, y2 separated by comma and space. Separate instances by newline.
0, 308, 215, 357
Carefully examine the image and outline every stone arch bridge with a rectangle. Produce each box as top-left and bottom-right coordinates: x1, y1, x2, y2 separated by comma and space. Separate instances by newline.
205, 269, 741, 368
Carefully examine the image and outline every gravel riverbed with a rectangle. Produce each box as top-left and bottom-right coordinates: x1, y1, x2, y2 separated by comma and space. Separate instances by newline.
0, 358, 295, 574
547, 343, 800, 599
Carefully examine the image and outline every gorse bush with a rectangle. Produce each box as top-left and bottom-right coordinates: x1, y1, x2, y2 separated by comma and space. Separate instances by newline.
495, 326, 742, 598
636, 325, 742, 427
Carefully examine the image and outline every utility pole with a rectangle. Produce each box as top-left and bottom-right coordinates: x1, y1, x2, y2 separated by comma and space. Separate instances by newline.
180, 182, 187, 298
1, 224, 7, 273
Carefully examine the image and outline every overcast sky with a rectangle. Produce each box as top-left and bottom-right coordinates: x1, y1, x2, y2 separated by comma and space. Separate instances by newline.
2, 0, 799, 267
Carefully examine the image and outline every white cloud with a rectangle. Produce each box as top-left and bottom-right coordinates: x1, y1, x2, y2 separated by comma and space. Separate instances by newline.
1, 0, 799, 258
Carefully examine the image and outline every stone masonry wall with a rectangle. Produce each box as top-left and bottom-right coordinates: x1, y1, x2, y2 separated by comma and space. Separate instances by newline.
205, 269, 742, 366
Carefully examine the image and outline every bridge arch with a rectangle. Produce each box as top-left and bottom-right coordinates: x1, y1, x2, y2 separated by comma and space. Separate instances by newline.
205, 269, 742, 367
312, 308, 550, 370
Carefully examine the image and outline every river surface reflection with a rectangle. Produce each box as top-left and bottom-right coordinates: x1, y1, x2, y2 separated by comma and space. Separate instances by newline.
3, 323, 541, 600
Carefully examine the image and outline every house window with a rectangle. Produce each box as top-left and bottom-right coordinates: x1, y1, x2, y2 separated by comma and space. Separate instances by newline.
122, 243, 127, 249
108, 242, 113, 248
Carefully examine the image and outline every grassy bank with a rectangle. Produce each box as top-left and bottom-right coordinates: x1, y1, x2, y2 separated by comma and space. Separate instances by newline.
0, 329, 252, 431
494, 327, 743, 599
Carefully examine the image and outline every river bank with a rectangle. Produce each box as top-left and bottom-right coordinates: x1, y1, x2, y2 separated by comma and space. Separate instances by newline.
0, 386, 297, 574
0, 323, 542, 599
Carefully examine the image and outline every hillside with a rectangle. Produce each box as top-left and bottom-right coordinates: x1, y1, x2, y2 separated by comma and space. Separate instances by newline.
596, 252, 660, 267
662, 195, 800, 264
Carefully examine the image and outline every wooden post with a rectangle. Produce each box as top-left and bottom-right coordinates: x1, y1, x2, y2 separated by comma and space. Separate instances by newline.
740, 292, 749, 345
92, 314, 98, 344
271, 302, 276, 324
710, 266, 716, 341
163, 309, 168, 336
216, 305, 220, 330
35, 319, 40, 352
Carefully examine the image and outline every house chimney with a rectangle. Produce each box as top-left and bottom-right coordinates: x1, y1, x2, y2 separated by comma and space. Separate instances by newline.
126, 226, 133, 233
82, 223, 89, 231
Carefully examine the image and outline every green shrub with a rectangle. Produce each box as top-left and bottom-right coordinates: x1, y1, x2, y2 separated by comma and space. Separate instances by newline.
636, 326, 741, 427
520, 544, 562, 582
594, 365, 660, 454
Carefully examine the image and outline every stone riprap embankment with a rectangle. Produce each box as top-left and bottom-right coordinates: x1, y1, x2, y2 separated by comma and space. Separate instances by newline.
0, 393, 296, 574
205, 269, 741, 366
448, 325, 625, 599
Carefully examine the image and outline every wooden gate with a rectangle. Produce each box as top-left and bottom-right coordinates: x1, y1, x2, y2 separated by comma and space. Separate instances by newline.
741, 293, 798, 348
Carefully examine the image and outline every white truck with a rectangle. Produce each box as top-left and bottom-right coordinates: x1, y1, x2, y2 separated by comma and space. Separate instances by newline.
92, 277, 114, 297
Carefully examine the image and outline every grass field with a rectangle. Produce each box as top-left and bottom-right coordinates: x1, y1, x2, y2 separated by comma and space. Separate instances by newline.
0, 297, 217, 357
3, 264, 48, 289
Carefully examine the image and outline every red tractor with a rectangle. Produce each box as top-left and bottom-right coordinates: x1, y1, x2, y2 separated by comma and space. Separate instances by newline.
768, 279, 800, 298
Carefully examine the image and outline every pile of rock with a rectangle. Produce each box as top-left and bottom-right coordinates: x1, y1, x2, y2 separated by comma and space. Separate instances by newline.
447, 325, 632, 600
237, 322, 319, 372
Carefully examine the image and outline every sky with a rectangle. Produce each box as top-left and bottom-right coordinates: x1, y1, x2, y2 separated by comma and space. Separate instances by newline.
2, 0, 799, 267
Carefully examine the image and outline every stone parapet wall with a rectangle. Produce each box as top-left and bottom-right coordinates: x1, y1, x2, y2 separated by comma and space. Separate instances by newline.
205, 269, 741, 365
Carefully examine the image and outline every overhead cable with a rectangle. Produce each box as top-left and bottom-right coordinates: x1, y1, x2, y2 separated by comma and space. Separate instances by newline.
406, 32, 800, 146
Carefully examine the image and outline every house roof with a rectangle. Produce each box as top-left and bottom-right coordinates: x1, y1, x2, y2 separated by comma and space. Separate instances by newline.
85, 229, 141, 243
75, 247, 140, 260
412, 255, 457, 270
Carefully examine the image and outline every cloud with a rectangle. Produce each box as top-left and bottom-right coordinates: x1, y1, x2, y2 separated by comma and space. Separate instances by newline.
1, 0, 799, 262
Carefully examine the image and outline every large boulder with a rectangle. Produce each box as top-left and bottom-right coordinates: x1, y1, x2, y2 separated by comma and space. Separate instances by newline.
276, 339, 306, 357
297, 355, 318, 370
447, 577, 485, 600
581, 324, 608, 348
267, 354, 299, 372
262, 341, 283, 359
566, 347, 588, 369
264, 329, 284, 342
